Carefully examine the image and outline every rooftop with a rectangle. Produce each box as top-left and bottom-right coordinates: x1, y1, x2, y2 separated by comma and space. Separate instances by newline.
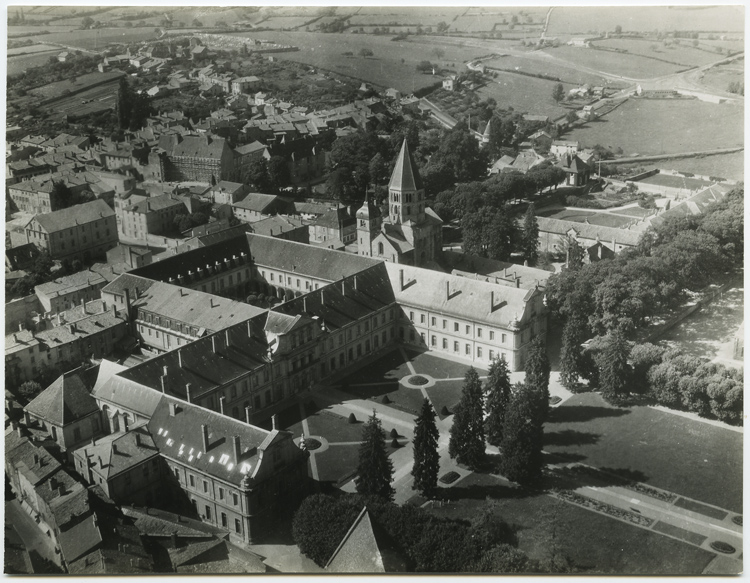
35, 269, 107, 299
24, 368, 99, 426
31, 199, 115, 234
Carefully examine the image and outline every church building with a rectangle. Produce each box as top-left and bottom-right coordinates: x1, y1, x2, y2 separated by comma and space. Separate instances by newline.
356, 140, 443, 268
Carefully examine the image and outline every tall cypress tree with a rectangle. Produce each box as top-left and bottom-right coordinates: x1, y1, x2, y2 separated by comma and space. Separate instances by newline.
594, 329, 632, 405
116, 77, 132, 130
559, 315, 587, 390
521, 203, 540, 265
499, 383, 544, 485
448, 367, 485, 469
355, 411, 395, 501
485, 357, 512, 446
525, 335, 551, 424
412, 398, 440, 498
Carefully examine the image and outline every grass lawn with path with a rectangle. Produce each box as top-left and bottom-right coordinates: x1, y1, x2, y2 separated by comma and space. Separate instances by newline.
545, 392, 742, 513
429, 472, 715, 574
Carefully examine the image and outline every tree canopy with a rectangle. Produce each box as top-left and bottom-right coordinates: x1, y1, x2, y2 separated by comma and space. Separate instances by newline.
412, 398, 440, 498
448, 367, 485, 469
356, 411, 395, 500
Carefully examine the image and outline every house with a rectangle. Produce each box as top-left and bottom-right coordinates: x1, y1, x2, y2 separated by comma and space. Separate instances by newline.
489, 155, 516, 175
58, 51, 71, 62
35, 269, 108, 314
6, 243, 40, 273
231, 193, 287, 224
23, 199, 118, 262
568, 38, 591, 47
23, 366, 105, 455
443, 75, 460, 91
558, 153, 591, 186
309, 206, 356, 249
550, 140, 580, 157
209, 181, 251, 205
249, 215, 309, 244
511, 150, 547, 173
529, 130, 553, 152
536, 216, 642, 258
231, 76, 261, 95
117, 194, 187, 240
164, 135, 237, 183
268, 136, 327, 185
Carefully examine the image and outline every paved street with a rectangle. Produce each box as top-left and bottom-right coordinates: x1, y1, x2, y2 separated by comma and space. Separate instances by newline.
5, 499, 59, 572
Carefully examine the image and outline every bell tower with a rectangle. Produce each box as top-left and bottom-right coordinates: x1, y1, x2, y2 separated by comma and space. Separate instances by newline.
356, 192, 382, 257
388, 139, 424, 225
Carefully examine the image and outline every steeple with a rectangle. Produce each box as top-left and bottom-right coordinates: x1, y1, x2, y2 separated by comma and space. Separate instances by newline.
356, 191, 382, 257
388, 139, 424, 224
481, 118, 492, 147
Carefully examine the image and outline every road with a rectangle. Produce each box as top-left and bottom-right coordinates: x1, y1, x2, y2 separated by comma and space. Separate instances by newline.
5, 499, 60, 571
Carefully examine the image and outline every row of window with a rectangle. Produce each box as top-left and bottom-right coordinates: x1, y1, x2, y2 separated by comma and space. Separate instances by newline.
408, 312, 508, 344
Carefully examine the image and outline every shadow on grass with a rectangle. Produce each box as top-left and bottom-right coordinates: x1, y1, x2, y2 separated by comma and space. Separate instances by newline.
548, 405, 631, 424
544, 429, 601, 447
550, 464, 650, 490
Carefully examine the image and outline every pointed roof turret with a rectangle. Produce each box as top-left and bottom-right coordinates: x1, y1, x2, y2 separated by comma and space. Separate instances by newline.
356, 191, 381, 220
482, 118, 492, 140
388, 139, 422, 192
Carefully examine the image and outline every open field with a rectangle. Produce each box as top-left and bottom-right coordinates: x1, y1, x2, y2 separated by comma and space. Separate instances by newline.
546, 6, 744, 36
595, 38, 731, 68
431, 476, 715, 574
648, 153, 744, 182
547, 45, 684, 79
545, 392, 742, 513
475, 73, 575, 118
697, 59, 745, 95
481, 54, 614, 87
227, 31, 488, 92
7, 44, 60, 56
7, 52, 59, 76
565, 99, 743, 156
28, 70, 124, 101
14, 27, 163, 51
537, 208, 635, 228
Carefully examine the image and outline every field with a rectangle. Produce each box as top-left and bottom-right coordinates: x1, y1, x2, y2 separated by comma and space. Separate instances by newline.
227, 31, 488, 92
7, 44, 60, 56
547, 45, 684, 79
481, 53, 614, 87
650, 153, 744, 182
546, 6, 744, 35
565, 99, 744, 156
7, 52, 58, 76
13, 27, 163, 52
697, 59, 745, 95
474, 73, 575, 118
595, 38, 730, 68
537, 208, 635, 229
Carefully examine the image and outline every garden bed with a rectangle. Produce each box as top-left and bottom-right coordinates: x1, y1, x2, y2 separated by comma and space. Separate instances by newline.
552, 488, 654, 528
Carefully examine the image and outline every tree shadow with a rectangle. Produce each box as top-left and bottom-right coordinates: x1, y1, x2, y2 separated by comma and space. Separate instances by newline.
440, 481, 538, 502
544, 429, 601, 447
548, 405, 631, 424
551, 464, 650, 489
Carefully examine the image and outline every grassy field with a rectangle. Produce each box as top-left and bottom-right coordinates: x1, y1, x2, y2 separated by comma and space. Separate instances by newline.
545, 392, 743, 513
17, 27, 162, 51
649, 153, 744, 182
548, 45, 684, 79
595, 38, 730, 68
546, 6, 744, 35
7, 52, 58, 76
537, 208, 635, 228
481, 54, 614, 87
565, 98, 744, 155
431, 475, 715, 574
698, 59, 745, 95
475, 73, 574, 118
228, 31, 487, 92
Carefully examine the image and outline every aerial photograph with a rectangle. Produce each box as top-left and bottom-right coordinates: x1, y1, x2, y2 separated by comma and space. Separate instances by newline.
3, 4, 744, 576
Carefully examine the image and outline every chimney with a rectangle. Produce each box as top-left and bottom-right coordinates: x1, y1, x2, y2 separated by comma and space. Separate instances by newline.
516, 278, 520, 289
399, 269, 404, 291
163, 365, 168, 377
354, 275, 358, 290
233, 435, 241, 465
341, 279, 345, 296
225, 329, 230, 347
135, 433, 141, 447
69, 323, 75, 334
171, 531, 179, 548
271, 414, 278, 431
112, 443, 118, 455
33, 453, 40, 466
185, 383, 192, 403
169, 402, 177, 416
211, 336, 218, 353
491, 290, 495, 313
178, 349, 183, 368
50, 477, 58, 490
302, 296, 307, 312
160, 374, 167, 393
123, 287, 130, 311
245, 405, 251, 424
321, 288, 324, 305
219, 396, 226, 415
201, 424, 209, 453
446, 281, 450, 300
18, 322, 23, 332
81, 298, 86, 313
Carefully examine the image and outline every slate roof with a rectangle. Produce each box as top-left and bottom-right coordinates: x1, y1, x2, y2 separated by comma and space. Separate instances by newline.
93, 373, 165, 419
24, 369, 99, 426
35, 269, 107, 299
313, 207, 354, 230
246, 233, 378, 282
232, 192, 280, 213
58, 513, 102, 564
122, 506, 222, 538
100, 273, 156, 300
445, 250, 551, 290
388, 139, 422, 191
649, 183, 731, 228
170, 135, 229, 159
147, 395, 277, 486
32, 199, 115, 234
558, 153, 590, 174
535, 217, 642, 246
234, 141, 268, 157
79, 425, 159, 480
6, 438, 62, 485
250, 215, 306, 238
36, 311, 126, 346
124, 194, 185, 213
36, 469, 89, 527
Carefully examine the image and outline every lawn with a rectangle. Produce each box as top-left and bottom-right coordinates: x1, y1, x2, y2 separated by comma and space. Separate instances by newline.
425, 379, 464, 420
565, 98, 743, 156
544, 393, 742, 513
545, 6, 743, 35
475, 73, 574, 118
430, 472, 715, 574
227, 31, 489, 92
698, 60, 745, 95
410, 351, 487, 379
611, 206, 654, 218
549, 45, 683, 79
537, 208, 635, 228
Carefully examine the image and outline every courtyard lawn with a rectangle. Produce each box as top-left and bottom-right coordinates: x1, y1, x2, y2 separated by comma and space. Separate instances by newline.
611, 206, 654, 218
545, 393, 742, 513
306, 409, 365, 443
409, 351, 488, 378
430, 472, 715, 574
315, 444, 360, 484
425, 380, 465, 420
537, 208, 636, 228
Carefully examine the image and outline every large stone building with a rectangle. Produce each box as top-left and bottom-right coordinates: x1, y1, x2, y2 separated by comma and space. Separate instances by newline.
357, 140, 443, 267
163, 135, 236, 183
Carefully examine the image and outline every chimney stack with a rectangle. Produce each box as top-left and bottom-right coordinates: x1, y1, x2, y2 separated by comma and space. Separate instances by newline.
446, 281, 450, 300
219, 395, 226, 415
185, 383, 192, 403
245, 405, 251, 424
160, 374, 167, 393
341, 279, 345, 296
178, 349, 182, 368
81, 298, 86, 314
171, 531, 179, 548
271, 414, 278, 431
201, 424, 209, 453
18, 322, 23, 332
399, 269, 404, 291
233, 435, 241, 465
354, 275, 358, 290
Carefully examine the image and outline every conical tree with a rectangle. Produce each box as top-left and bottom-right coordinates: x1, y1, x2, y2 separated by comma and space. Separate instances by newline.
412, 398, 440, 498
594, 329, 632, 405
116, 77, 132, 130
448, 367, 485, 469
355, 411, 395, 500
485, 357, 512, 446
499, 383, 544, 485
525, 335, 551, 424
559, 315, 587, 390
521, 203, 540, 265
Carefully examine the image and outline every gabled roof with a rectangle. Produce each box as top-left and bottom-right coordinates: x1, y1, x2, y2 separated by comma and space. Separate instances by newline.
58, 513, 102, 564
313, 207, 354, 230
78, 426, 159, 480
232, 192, 280, 213
32, 200, 115, 234
535, 217, 642, 246
25, 368, 99, 426
388, 139, 422, 192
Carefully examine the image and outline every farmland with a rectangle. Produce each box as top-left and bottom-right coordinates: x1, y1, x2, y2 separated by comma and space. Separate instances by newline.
545, 5, 744, 36
697, 59, 745, 95
480, 53, 616, 87
9, 27, 163, 52
7, 52, 58, 76
647, 152, 745, 183
594, 38, 732, 68
545, 45, 684, 80
565, 98, 744, 156
474, 72, 575, 118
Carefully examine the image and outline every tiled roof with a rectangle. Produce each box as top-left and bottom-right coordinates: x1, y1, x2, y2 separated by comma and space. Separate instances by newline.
250, 215, 306, 237
24, 368, 99, 426
5, 437, 62, 485
122, 505, 222, 538
246, 233, 378, 282
93, 373, 165, 419
147, 395, 276, 486
170, 135, 229, 159
36, 311, 125, 346
32, 200, 115, 234
444, 251, 551, 290
37, 469, 89, 526
388, 139, 422, 191
124, 194, 185, 214
313, 207, 354, 230
35, 269, 107, 299
79, 426, 159, 480
101, 273, 156, 300
535, 217, 642, 246
232, 192, 280, 212
58, 514, 102, 564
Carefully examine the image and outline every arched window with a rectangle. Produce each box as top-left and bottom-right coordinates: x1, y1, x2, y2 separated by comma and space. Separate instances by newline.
378, 242, 384, 255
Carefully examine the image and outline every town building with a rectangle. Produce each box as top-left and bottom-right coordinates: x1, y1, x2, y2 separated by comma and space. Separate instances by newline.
558, 153, 591, 186
550, 140, 580, 157
231, 193, 288, 224
23, 199, 118, 262
249, 215, 309, 244
309, 206, 356, 249
536, 216, 642, 259
164, 135, 236, 183
209, 181, 251, 205
35, 270, 108, 314
117, 194, 187, 240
